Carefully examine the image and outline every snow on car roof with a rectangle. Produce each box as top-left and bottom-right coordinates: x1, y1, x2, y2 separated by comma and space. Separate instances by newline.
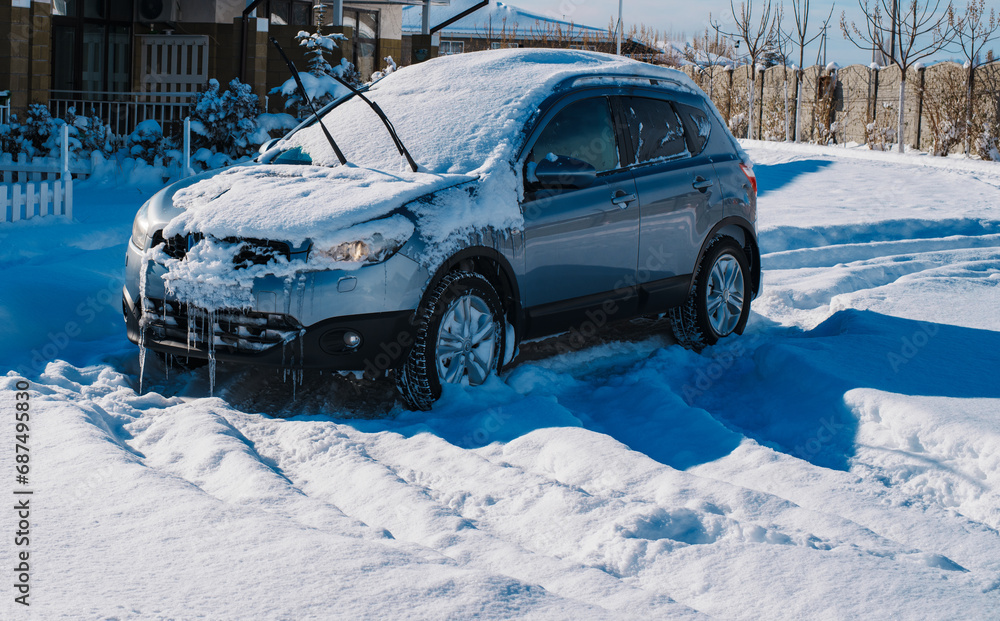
282, 48, 698, 175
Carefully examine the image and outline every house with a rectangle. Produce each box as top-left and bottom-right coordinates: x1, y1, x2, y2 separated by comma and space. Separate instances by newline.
0, 0, 657, 135
400, 0, 661, 64
0, 0, 413, 129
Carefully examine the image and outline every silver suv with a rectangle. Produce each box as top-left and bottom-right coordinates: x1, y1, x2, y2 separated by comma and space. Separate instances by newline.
124, 49, 759, 410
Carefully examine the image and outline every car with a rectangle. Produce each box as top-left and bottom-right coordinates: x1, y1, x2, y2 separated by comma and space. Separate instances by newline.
124, 48, 760, 410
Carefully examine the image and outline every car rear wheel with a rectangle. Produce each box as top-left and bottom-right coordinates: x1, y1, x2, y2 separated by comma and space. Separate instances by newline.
396, 271, 506, 410
669, 236, 751, 352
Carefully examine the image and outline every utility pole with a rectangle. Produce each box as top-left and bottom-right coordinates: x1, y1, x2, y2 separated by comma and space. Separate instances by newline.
889, 0, 898, 64
617, 0, 623, 55
330, 0, 343, 26
816, 19, 828, 65
422, 0, 431, 35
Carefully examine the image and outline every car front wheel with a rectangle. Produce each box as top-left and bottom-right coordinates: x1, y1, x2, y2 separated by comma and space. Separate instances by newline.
669, 236, 751, 351
396, 271, 506, 410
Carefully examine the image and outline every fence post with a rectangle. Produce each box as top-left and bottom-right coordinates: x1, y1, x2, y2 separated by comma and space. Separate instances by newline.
183, 116, 192, 178
61, 123, 70, 178
916, 65, 927, 151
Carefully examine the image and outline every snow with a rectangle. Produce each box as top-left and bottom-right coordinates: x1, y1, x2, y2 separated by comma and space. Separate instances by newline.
166, 163, 472, 245
280, 48, 698, 174
3, 140, 1000, 618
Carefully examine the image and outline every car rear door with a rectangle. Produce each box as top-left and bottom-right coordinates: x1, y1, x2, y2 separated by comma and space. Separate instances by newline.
520, 94, 639, 333
616, 94, 726, 309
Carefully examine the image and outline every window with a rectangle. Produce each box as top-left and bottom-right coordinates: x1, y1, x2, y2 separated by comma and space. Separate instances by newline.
528, 97, 619, 174
51, 0, 132, 94
344, 8, 380, 80
491, 42, 519, 50
621, 97, 690, 165
269, 0, 313, 26
440, 40, 465, 55
675, 103, 712, 155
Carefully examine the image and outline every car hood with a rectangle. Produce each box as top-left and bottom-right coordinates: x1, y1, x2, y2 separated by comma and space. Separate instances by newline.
149, 163, 477, 245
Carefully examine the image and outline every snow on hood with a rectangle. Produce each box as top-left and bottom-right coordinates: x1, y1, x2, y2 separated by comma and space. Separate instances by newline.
164, 164, 473, 244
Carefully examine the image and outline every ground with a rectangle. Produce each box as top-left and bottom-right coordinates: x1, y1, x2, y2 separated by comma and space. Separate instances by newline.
1, 141, 999, 619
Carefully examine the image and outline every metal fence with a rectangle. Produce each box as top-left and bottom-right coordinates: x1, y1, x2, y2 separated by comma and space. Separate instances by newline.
48, 90, 198, 139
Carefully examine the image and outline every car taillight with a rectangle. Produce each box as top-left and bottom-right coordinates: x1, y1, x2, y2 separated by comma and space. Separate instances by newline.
740, 163, 757, 195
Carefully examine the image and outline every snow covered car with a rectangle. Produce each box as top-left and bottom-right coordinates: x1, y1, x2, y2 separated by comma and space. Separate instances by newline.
124, 48, 760, 409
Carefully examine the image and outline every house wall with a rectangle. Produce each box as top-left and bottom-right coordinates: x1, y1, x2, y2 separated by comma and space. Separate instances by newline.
1, 0, 52, 111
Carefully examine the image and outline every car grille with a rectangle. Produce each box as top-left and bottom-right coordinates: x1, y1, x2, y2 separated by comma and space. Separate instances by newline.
141, 297, 303, 354
150, 231, 292, 268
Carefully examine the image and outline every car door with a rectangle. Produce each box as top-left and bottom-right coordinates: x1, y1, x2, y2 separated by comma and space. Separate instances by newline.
618, 94, 726, 309
520, 95, 639, 333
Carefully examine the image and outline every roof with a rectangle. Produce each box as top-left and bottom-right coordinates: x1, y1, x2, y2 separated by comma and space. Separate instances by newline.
401, 0, 609, 39
283, 48, 697, 174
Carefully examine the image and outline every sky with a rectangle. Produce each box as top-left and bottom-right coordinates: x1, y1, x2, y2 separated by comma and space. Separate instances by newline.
520, 0, 962, 66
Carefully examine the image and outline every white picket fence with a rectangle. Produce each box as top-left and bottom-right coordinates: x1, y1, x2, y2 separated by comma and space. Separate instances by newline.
1, 125, 74, 223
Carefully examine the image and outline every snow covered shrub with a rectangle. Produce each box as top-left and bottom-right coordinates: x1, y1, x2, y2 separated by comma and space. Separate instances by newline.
866, 102, 897, 151
975, 121, 1000, 161
370, 56, 398, 82
74, 110, 115, 157
17, 104, 59, 156
812, 71, 839, 145
271, 28, 359, 114
923, 65, 967, 156
128, 120, 175, 166
0, 121, 19, 154
189, 78, 262, 159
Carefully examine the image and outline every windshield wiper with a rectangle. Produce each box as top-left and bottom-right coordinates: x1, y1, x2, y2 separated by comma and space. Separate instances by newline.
322, 72, 419, 173
270, 37, 348, 166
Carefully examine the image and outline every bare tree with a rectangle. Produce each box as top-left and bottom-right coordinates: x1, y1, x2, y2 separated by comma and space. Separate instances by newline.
948, 1, 999, 154
842, 0, 958, 153
771, 6, 792, 140
788, 0, 836, 141
714, 1, 778, 139
686, 19, 736, 99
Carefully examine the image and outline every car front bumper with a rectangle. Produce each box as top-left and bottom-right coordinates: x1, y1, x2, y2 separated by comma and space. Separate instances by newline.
123, 239, 428, 372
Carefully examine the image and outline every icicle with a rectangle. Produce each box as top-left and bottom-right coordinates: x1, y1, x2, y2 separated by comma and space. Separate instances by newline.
137, 250, 150, 394
207, 309, 217, 397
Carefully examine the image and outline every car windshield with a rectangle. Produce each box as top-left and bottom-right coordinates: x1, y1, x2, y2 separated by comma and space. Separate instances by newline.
273, 49, 691, 175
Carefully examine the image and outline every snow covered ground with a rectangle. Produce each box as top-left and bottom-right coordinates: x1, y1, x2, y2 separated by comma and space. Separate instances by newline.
2, 141, 1000, 619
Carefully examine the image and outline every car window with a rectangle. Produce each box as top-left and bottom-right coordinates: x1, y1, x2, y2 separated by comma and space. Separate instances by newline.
528, 97, 620, 174
621, 97, 690, 165
675, 102, 712, 155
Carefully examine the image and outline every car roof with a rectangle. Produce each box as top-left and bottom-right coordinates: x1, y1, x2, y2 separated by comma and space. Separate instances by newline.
278, 49, 701, 175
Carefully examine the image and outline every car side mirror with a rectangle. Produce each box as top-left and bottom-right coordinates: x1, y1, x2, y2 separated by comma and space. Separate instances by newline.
532, 156, 598, 189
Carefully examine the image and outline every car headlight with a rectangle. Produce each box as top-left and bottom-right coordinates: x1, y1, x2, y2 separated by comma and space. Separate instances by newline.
318, 233, 406, 264
131, 203, 151, 248
313, 216, 415, 265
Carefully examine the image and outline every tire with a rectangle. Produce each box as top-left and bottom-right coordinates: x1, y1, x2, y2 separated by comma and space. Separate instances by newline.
396, 271, 506, 411
669, 236, 751, 352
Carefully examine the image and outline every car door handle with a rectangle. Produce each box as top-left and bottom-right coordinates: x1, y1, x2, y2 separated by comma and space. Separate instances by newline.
692, 177, 714, 192
612, 190, 637, 209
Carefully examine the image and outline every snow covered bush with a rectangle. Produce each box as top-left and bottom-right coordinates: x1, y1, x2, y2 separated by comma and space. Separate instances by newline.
866, 102, 898, 151
370, 56, 398, 82
975, 121, 1000, 161
74, 110, 115, 157
271, 29, 358, 114
923, 66, 967, 156
17, 104, 60, 157
189, 78, 262, 160
128, 120, 175, 166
